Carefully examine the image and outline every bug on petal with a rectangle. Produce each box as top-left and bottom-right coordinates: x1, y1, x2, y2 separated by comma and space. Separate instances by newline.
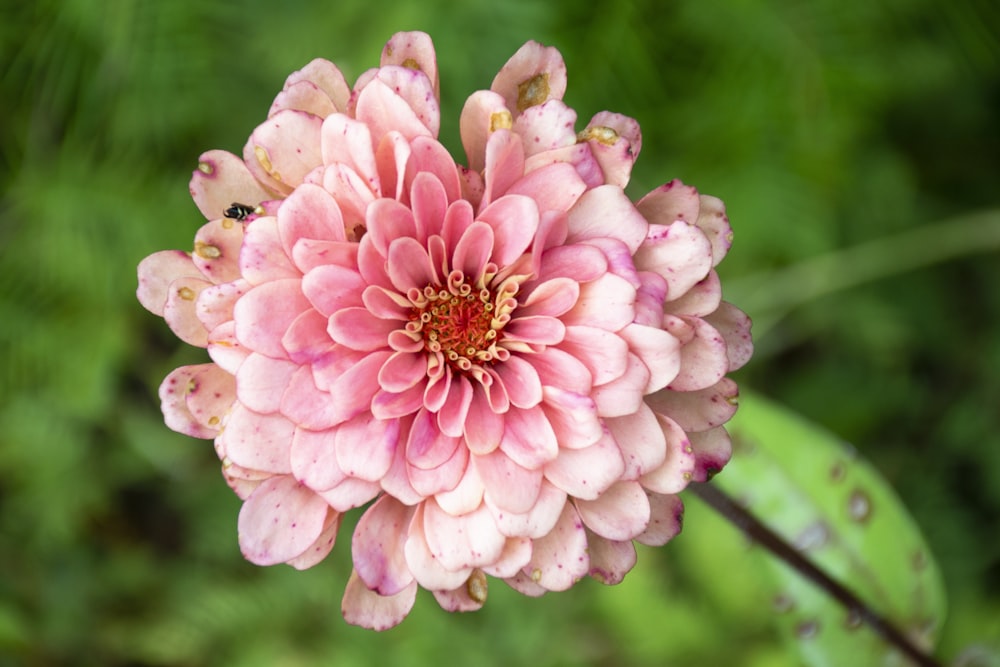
223, 202, 259, 222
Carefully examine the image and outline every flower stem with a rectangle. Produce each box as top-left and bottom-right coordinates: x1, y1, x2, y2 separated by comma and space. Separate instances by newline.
687, 480, 944, 667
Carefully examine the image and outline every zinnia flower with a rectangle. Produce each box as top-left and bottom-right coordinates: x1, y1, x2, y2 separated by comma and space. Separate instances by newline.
137, 31, 752, 630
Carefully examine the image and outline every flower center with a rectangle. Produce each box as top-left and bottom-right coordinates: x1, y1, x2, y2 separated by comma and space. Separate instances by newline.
408, 276, 515, 371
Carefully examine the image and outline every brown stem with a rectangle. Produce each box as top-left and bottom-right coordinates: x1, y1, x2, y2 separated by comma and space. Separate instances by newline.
687, 481, 944, 667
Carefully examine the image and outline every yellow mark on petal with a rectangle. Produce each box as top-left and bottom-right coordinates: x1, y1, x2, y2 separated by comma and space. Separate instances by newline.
178, 286, 197, 301
489, 110, 513, 132
401, 57, 421, 70
530, 568, 543, 582
466, 569, 488, 604
197, 161, 214, 176
253, 145, 281, 182
208, 416, 220, 427
221, 218, 235, 230
194, 242, 221, 259
577, 126, 620, 146
725, 394, 739, 407
517, 73, 550, 112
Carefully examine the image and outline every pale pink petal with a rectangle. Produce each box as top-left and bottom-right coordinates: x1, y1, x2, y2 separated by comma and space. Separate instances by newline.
406, 408, 461, 470
334, 411, 400, 481
317, 351, 392, 426
694, 194, 734, 266
277, 183, 347, 262
403, 504, 473, 591
586, 533, 637, 585
381, 31, 439, 97
575, 480, 649, 541
218, 403, 294, 473
502, 315, 566, 346
481, 537, 533, 578
491, 40, 567, 116
316, 477, 382, 512
635, 492, 684, 546
590, 352, 649, 418
480, 130, 526, 211
498, 405, 558, 469
409, 171, 448, 242
705, 301, 754, 372
269, 79, 337, 119
236, 352, 298, 414
635, 179, 701, 227
233, 279, 309, 359
526, 347, 593, 394
504, 571, 548, 597
459, 89, 511, 173
291, 238, 359, 275
561, 272, 636, 331
342, 569, 417, 631
378, 351, 428, 393
634, 271, 668, 327
433, 460, 485, 516
328, 307, 398, 351
196, 280, 250, 332
634, 220, 713, 298
422, 500, 506, 571
353, 496, 416, 595
243, 110, 324, 195
436, 375, 474, 438
281, 308, 335, 365
605, 402, 667, 480
238, 475, 329, 565
355, 76, 436, 143
371, 384, 426, 421
300, 264, 365, 317
159, 364, 225, 439
183, 364, 236, 433
543, 428, 624, 500
512, 100, 578, 156
645, 378, 739, 433
506, 161, 586, 213
408, 136, 462, 203
638, 414, 696, 495
189, 149, 272, 222
538, 386, 602, 450
407, 441, 469, 498
579, 111, 642, 188
320, 114, 380, 196
534, 243, 607, 284
477, 194, 539, 268
286, 510, 342, 570
558, 325, 629, 386
665, 317, 728, 392
275, 58, 351, 114
566, 185, 648, 253
619, 323, 682, 393
290, 427, 346, 491
473, 448, 543, 514
432, 579, 487, 613
516, 277, 579, 318
522, 502, 589, 591
493, 355, 543, 409
137, 250, 201, 316
487, 479, 566, 539
163, 276, 212, 347
451, 221, 495, 281
462, 387, 505, 455
387, 236, 436, 292
664, 271, 722, 317
239, 216, 301, 284
192, 217, 246, 284
207, 321, 249, 374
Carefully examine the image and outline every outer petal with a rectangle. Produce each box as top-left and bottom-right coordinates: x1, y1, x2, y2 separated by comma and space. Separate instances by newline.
238, 475, 330, 565
342, 569, 417, 631
491, 40, 568, 116
243, 110, 324, 196
522, 502, 589, 591
353, 496, 416, 596
189, 149, 273, 222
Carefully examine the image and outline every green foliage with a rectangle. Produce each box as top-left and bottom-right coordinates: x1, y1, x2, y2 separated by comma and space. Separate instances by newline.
1, 0, 998, 664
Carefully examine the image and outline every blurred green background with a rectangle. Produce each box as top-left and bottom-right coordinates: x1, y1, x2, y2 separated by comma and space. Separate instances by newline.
1, 0, 998, 665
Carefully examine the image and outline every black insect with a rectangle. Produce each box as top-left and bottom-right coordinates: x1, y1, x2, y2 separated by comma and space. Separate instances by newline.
223, 202, 257, 221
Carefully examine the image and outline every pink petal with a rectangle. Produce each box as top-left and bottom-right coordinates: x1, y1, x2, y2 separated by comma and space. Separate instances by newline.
493, 355, 543, 409
566, 185, 648, 253
159, 364, 226, 439
522, 502, 589, 591
378, 351, 428, 393
275, 58, 351, 114
290, 427, 346, 491
507, 161, 586, 213
406, 408, 461, 470
689, 426, 733, 481
219, 403, 294, 473
605, 402, 667, 479
407, 136, 462, 204
543, 428, 624, 500
243, 110, 324, 195
574, 480, 650, 541
239, 216, 301, 284
407, 441, 469, 498
334, 411, 400, 481
371, 384, 426, 421
694, 194, 733, 266
197, 279, 250, 333
586, 533, 638, 585
207, 321, 249, 374
300, 264, 365, 317
409, 171, 448, 242
362, 285, 412, 321
498, 405, 558, 469
137, 250, 201, 316
665, 317, 728, 392
463, 387, 505, 455
234, 279, 309, 359
281, 308, 335, 365
490, 40, 567, 117
502, 315, 566, 346
480, 130, 526, 210
355, 76, 436, 144
579, 111, 642, 189
189, 149, 272, 222
589, 352, 649, 418
352, 496, 416, 595
269, 79, 337, 119
163, 276, 212, 347
634, 220, 713, 299
286, 511, 342, 570
478, 194, 539, 267
558, 325, 629, 386
705, 301, 754, 373
459, 89, 511, 173
277, 183, 347, 262
436, 374, 474, 438
451, 221, 495, 282
432, 579, 487, 613
184, 364, 237, 433
481, 537, 533, 578
639, 414, 696, 494
473, 448, 543, 514
317, 351, 392, 426
619, 323, 682, 393
487, 479, 566, 539
516, 277, 579, 318
403, 504, 473, 591
433, 461, 486, 516
534, 243, 607, 284
327, 307, 398, 351
387, 236, 436, 293
320, 114, 380, 197
316, 477, 381, 512
238, 475, 330, 565
379, 430, 423, 505
561, 272, 636, 331
422, 500, 507, 571
635, 179, 701, 227
539, 386, 603, 450
292, 238, 359, 275
645, 377, 739, 433
526, 347, 593, 394
192, 217, 246, 284
381, 31, 439, 96
512, 100, 578, 157
235, 352, 297, 414
341, 569, 417, 630
635, 492, 684, 546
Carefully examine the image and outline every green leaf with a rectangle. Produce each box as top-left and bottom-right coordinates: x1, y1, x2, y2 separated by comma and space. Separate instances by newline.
714, 390, 947, 667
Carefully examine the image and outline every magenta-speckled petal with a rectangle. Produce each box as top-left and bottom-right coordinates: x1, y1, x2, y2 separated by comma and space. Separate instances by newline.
341, 569, 417, 631
521, 502, 588, 591
189, 149, 273, 222
353, 496, 415, 595
238, 475, 330, 565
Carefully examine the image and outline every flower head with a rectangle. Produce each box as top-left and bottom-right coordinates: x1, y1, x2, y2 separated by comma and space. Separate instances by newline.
137, 32, 752, 629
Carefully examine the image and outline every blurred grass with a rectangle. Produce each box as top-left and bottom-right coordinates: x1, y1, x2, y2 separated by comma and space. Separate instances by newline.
1, 0, 998, 664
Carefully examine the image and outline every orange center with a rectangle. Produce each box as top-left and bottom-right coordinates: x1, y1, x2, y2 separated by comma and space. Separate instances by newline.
411, 284, 500, 370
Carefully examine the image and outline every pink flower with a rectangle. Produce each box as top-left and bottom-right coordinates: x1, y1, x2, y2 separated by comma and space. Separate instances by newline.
137, 32, 752, 630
